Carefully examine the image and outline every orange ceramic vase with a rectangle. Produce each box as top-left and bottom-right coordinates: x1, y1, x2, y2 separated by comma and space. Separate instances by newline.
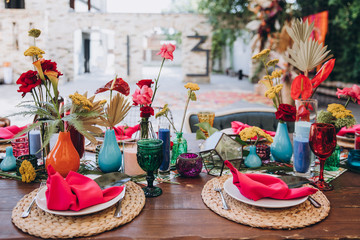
45, 131, 80, 177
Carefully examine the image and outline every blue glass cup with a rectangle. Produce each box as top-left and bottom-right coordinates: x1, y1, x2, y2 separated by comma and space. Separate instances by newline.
347, 149, 360, 173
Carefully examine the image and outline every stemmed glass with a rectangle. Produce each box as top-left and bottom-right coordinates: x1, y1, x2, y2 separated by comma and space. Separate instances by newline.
136, 139, 163, 197
309, 123, 337, 191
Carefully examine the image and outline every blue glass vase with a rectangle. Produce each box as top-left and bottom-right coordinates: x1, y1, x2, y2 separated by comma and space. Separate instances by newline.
1, 146, 16, 171
244, 145, 262, 168
271, 122, 293, 163
98, 129, 122, 173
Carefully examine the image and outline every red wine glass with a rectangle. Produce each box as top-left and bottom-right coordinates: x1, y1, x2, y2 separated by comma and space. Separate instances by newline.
309, 123, 337, 191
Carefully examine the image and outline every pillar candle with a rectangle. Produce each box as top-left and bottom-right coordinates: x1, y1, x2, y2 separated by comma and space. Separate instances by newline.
29, 130, 41, 159
123, 146, 145, 176
158, 128, 170, 172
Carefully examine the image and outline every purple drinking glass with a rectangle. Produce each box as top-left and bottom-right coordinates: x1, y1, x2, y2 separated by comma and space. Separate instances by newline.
176, 153, 203, 177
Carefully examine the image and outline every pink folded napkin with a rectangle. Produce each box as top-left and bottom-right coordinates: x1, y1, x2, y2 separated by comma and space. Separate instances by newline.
337, 124, 360, 136
231, 121, 275, 137
46, 165, 124, 211
224, 160, 317, 201
113, 124, 140, 140
0, 125, 27, 139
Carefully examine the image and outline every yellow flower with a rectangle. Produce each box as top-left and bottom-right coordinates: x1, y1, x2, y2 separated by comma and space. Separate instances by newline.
263, 75, 274, 80
259, 79, 273, 89
239, 127, 273, 143
184, 82, 200, 91
69, 92, 93, 111
28, 28, 41, 38
19, 160, 36, 183
24, 46, 45, 58
99, 99, 107, 105
266, 59, 279, 67
327, 103, 353, 119
252, 49, 270, 60
274, 84, 283, 93
155, 104, 169, 118
265, 87, 276, 99
271, 70, 283, 78
327, 103, 344, 113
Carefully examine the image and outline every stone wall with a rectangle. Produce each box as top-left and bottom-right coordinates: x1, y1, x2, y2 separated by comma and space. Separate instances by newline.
0, 0, 212, 83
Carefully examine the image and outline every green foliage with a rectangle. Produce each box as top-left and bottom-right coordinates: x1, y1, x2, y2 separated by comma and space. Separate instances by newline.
198, 0, 254, 69
317, 110, 356, 129
294, 0, 360, 83
195, 122, 218, 140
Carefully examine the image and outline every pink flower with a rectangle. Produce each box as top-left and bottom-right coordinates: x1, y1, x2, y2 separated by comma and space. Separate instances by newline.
132, 85, 153, 106
336, 84, 360, 104
156, 43, 176, 61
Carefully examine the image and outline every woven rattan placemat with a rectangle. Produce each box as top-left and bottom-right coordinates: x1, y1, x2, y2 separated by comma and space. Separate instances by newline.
202, 175, 330, 230
12, 181, 145, 239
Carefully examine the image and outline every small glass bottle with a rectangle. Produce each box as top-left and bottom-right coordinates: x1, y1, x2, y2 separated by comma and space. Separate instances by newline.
158, 118, 171, 173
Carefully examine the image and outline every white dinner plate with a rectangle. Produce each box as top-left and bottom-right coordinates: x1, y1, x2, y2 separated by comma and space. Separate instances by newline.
36, 185, 125, 216
223, 177, 308, 208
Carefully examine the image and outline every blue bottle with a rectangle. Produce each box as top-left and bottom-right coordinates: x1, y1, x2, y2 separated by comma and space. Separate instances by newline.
98, 129, 122, 173
245, 145, 262, 168
1, 146, 17, 171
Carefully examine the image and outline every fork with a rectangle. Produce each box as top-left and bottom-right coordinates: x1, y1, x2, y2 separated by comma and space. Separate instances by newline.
114, 185, 126, 218
22, 181, 46, 218
214, 182, 230, 210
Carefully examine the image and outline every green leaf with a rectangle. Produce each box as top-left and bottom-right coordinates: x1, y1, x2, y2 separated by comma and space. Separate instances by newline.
235, 136, 248, 146
194, 122, 218, 136
196, 129, 207, 140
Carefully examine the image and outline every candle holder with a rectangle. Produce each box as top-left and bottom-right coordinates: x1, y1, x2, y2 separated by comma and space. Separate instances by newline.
16, 154, 38, 176
176, 153, 202, 177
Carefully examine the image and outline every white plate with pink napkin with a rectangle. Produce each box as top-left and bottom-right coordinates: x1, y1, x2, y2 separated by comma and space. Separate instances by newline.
223, 177, 308, 208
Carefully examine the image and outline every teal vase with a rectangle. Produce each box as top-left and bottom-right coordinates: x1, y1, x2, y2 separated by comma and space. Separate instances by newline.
245, 146, 262, 168
271, 122, 293, 163
171, 132, 187, 167
1, 146, 17, 171
98, 129, 122, 173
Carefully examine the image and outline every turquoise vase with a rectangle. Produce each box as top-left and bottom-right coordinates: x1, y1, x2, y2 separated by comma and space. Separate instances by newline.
1, 146, 17, 171
244, 146, 262, 168
271, 122, 293, 163
98, 129, 122, 173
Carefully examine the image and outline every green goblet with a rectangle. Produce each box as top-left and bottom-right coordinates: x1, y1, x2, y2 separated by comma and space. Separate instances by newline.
137, 139, 163, 197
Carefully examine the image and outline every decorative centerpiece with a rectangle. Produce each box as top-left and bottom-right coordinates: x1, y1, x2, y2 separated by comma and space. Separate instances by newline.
239, 127, 273, 168
132, 43, 176, 139
94, 77, 132, 173
11, 29, 104, 177
156, 82, 200, 167
252, 49, 296, 163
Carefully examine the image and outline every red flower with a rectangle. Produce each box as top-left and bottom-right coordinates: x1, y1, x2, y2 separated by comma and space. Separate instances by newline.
336, 84, 360, 104
311, 59, 335, 89
41, 60, 63, 77
136, 79, 154, 88
140, 106, 154, 118
156, 43, 176, 61
296, 104, 313, 121
291, 74, 313, 100
16, 70, 41, 97
275, 104, 296, 122
95, 77, 130, 96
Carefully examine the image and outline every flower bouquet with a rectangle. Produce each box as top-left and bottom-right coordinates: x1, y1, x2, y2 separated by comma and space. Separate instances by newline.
239, 127, 273, 168
252, 49, 296, 163
132, 43, 176, 139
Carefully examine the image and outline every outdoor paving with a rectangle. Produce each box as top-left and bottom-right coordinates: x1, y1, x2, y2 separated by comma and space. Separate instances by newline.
0, 66, 358, 132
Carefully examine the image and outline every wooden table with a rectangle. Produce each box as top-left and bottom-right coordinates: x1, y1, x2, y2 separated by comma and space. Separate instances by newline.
1, 135, 360, 239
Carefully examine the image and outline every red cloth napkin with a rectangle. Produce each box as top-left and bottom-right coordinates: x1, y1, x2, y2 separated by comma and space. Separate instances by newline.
224, 160, 317, 201
337, 124, 360, 136
231, 121, 275, 137
45, 165, 124, 211
0, 125, 27, 139
113, 124, 140, 140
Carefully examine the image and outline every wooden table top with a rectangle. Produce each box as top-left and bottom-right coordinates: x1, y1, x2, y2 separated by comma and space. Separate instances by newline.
1, 134, 360, 239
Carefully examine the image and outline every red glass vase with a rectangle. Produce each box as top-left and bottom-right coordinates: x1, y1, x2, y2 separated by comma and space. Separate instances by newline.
45, 131, 80, 177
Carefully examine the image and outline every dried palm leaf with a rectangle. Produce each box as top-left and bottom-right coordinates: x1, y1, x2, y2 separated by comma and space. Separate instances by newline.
284, 18, 333, 73
105, 93, 132, 129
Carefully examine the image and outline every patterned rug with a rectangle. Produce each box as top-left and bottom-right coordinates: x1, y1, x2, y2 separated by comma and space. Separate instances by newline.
153, 90, 273, 111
